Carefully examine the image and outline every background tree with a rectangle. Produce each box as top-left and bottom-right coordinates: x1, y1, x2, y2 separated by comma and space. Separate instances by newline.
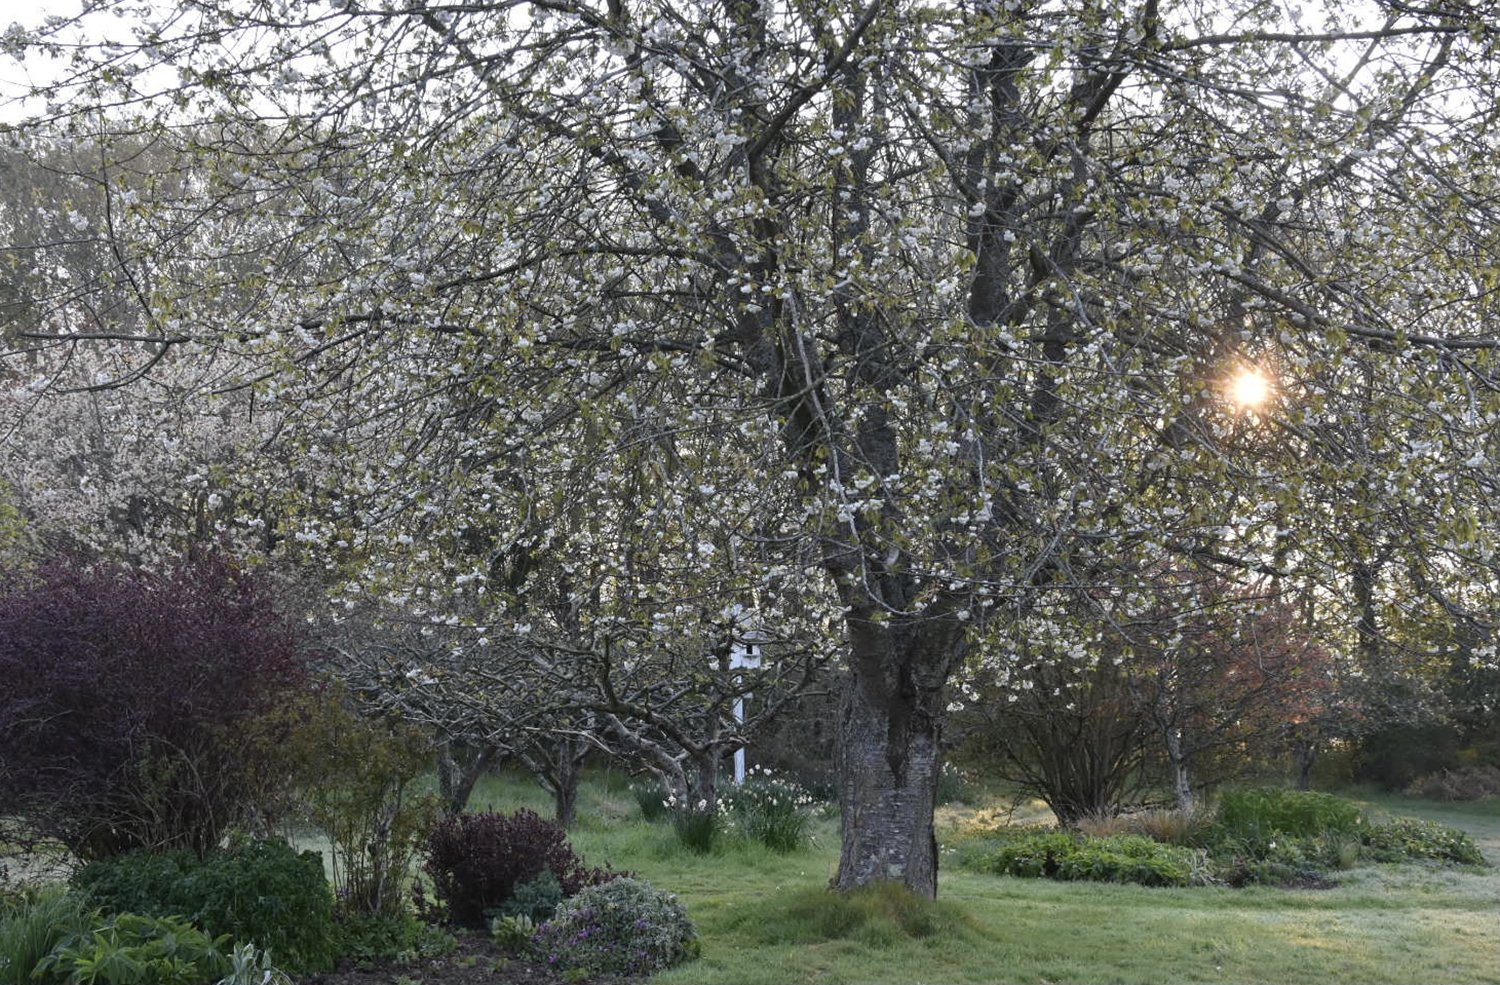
1120, 576, 1337, 812
958, 627, 1153, 826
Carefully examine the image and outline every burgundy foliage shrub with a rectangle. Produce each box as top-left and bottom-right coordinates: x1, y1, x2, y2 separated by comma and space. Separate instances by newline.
0, 557, 310, 859
420, 809, 618, 926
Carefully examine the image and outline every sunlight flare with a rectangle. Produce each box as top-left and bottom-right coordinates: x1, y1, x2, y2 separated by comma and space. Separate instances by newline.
1227, 366, 1273, 410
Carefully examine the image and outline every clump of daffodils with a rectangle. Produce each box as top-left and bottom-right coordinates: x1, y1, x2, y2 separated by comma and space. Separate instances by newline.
720, 766, 818, 853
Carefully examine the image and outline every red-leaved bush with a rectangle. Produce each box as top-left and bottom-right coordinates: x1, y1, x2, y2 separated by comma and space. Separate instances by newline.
420, 809, 619, 926
0, 557, 311, 859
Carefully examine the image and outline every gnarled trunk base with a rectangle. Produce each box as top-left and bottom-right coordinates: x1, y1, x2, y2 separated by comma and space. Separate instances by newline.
834, 671, 942, 898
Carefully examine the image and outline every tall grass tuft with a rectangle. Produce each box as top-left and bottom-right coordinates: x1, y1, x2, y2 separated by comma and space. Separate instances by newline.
1131, 809, 1212, 846
630, 780, 671, 823
1076, 809, 1210, 846
733, 882, 979, 949
670, 807, 723, 854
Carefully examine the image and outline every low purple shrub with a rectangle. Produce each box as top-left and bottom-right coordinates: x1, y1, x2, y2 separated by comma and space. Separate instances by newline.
420, 810, 617, 926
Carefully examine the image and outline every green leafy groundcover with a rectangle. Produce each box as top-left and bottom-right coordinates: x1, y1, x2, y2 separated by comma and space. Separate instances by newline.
1361, 817, 1487, 866
31, 912, 232, 985
965, 791, 1489, 889
981, 833, 1203, 887
71, 840, 337, 972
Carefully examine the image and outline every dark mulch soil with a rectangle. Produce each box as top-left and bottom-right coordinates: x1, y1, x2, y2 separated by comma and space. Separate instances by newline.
298, 933, 638, 985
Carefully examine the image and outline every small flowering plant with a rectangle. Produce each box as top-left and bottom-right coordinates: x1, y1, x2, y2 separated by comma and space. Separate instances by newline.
628, 779, 671, 822
531, 877, 699, 976
664, 794, 725, 853
720, 766, 817, 853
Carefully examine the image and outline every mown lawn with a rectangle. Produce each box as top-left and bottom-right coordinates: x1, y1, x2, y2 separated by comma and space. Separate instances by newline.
20, 771, 1485, 984
466, 772, 1500, 985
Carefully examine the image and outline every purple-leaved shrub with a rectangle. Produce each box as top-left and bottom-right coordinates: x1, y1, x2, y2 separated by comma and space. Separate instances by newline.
0, 558, 311, 859
420, 810, 618, 927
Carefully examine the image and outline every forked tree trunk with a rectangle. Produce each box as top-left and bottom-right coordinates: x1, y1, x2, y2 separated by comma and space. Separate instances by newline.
436, 742, 499, 817
833, 622, 954, 899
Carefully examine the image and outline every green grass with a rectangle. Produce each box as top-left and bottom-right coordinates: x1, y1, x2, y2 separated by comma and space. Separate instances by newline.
7, 773, 1497, 984
464, 774, 1500, 985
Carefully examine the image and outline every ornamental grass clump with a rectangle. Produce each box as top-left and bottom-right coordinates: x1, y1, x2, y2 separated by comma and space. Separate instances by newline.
722, 768, 817, 852
531, 877, 698, 977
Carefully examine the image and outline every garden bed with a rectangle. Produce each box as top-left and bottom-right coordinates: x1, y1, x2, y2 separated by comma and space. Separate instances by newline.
299, 931, 638, 985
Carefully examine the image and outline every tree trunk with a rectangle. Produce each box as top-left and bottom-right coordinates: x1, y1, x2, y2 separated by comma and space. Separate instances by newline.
1166, 729, 1194, 812
551, 768, 579, 829
436, 742, 498, 817
1294, 738, 1318, 791
833, 649, 947, 898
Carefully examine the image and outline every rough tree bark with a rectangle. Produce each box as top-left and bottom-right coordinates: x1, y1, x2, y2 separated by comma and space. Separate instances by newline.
436, 741, 499, 817
1294, 738, 1318, 791
1165, 729, 1195, 813
833, 615, 961, 895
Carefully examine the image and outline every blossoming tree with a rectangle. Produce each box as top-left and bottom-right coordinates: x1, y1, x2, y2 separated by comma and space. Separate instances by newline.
3, 0, 1498, 895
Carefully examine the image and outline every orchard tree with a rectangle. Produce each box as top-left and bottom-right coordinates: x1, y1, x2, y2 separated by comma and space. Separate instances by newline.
0, 135, 310, 565
1117, 577, 1337, 812
5, 0, 1500, 895
328, 601, 835, 824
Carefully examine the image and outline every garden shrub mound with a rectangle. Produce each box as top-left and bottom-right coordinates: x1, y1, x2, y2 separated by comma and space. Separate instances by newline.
1361, 817, 1488, 866
1216, 788, 1363, 839
530, 877, 698, 977
0, 560, 312, 861
1407, 765, 1500, 801
959, 789, 1489, 890
71, 839, 338, 973
421, 810, 618, 927
1208, 788, 1488, 883
982, 832, 1202, 887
